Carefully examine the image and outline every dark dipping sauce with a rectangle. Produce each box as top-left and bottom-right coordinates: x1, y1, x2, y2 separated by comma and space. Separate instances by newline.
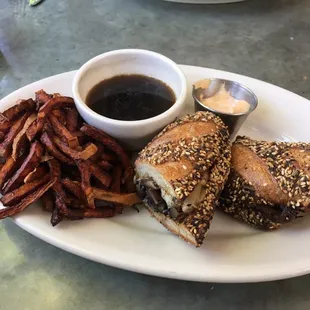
86, 74, 176, 121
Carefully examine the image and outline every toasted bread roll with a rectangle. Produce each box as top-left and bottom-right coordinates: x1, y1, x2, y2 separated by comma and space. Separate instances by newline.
135, 111, 231, 246
219, 136, 310, 230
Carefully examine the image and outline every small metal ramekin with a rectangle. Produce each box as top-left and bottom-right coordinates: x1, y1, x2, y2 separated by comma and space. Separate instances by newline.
192, 78, 258, 139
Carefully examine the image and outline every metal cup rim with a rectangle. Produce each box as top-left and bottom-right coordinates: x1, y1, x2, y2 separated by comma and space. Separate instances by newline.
192, 78, 258, 117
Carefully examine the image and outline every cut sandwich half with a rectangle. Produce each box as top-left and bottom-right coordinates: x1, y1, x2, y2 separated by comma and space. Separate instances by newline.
134, 111, 231, 247
219, 136, 310, 230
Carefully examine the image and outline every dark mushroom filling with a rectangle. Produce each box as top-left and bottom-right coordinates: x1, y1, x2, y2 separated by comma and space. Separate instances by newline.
136, 178, 179, 218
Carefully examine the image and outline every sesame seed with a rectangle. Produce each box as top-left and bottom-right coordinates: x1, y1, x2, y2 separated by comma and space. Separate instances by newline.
137, 111, 233, 244
218, 136, 310, 230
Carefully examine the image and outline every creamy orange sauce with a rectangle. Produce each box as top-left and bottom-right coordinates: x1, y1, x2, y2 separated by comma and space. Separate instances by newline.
195, 83, 250, 114
194, 79, 211, 90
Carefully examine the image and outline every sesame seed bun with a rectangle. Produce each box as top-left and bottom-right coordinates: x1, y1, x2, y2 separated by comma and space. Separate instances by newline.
219, 136, 310, 229
135, 111, 231, 247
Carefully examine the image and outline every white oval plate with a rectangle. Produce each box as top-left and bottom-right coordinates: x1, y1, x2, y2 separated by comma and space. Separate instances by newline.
2, 65, 310, 283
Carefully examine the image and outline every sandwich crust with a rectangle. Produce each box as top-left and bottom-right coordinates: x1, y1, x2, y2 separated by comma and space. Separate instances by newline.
135, 111, 231, 246
220, 136, 310, 229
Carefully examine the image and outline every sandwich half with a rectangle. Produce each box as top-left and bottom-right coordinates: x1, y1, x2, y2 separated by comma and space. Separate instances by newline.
219, 136, 310, 230
134, 111, 231, 246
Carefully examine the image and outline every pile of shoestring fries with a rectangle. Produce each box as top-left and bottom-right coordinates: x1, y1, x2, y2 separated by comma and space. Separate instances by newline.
0, 90, 140, 225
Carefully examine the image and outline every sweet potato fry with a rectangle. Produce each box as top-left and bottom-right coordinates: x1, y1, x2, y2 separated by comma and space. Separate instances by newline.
1, 174, 50, 206
53, 135, 98, 160
80, 124, 131, 169
48, 159, 68, 200
61, 178, 85, 202
77, 160, 95, 209
24, 165, 48, 183
51, 204, 64, 226
48, 158, 61, 179
66, 108, 79, 132
0, 132, 5, 142
12, 113, 37, 160
51, 109, 66, 125
0, 120, 12, 135
97, 160, 113, 171
40, 155, 53, 163
0, 114, 8, 123
61, 164, 81, 181
35, 89, 52, 107
27, 96, 74, 141
69, 207, 115, 219
3, 141, 44, 194
48, 114, 79, 148
89, 162, 112, 188
67, 198, 85, 209
47, 159, 83, 208
114, 205, 124, 214
93, 187, 141, 206
38, 95, 75, 119
1, 98, 36, 121
101, 152, 117, 162
80, 125, 135, 190
89, 144, 104, 162
93, 179, 107, 190
72, 131, 87, 145
40, 132, 74, 165
55, 193, 70, 216
26, 119, 40, 141
0, 155, 25, 190
41, 191, 54, 212
0, 113, 29, 157
0, 179, 55, 220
